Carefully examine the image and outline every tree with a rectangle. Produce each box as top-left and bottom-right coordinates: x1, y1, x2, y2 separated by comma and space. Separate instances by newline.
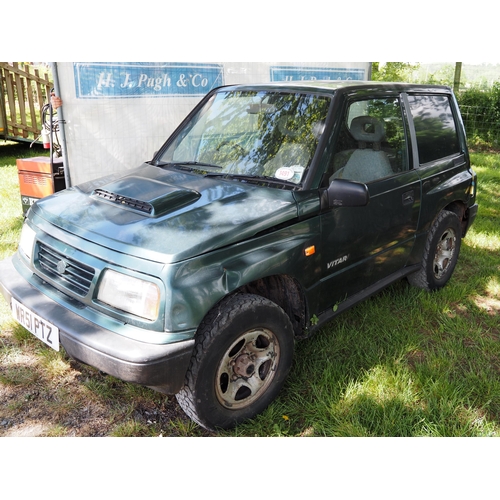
371, 62, 420, 82
424, 64, 455, 86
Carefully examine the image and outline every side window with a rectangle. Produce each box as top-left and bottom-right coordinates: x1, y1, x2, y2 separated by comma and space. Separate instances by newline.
407, 94, 460, 164
329, 97, 408, 184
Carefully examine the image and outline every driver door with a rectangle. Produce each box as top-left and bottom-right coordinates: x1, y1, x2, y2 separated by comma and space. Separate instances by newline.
318, 95, 421, 312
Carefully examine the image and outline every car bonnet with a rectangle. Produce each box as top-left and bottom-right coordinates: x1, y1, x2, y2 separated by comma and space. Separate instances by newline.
29, 164, 299, 264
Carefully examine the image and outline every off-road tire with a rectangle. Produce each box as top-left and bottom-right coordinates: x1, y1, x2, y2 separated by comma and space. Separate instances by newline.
408, 210, 462, 291
176, 293, 294, 431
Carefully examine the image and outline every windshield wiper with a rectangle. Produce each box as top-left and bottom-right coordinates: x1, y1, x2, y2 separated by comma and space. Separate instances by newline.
204, 173, 299, 188
154, 160, 222, 170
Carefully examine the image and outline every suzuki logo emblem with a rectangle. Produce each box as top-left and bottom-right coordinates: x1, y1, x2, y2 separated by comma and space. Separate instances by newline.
56, 260, 68, 274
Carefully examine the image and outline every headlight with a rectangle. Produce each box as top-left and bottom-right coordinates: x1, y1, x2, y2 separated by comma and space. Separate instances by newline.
19, 224, 36, 261
97, 269, 161, 321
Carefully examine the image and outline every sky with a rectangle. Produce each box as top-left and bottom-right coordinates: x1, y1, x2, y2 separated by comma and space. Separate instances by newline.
5, 2, 499, 65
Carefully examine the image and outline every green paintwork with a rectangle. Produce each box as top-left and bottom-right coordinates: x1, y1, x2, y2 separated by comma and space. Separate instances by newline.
32, 164, 300, 264
3, 81, 478, 359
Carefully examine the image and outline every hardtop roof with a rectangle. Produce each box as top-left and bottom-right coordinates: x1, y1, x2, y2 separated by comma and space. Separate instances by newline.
214, 80, 453, 95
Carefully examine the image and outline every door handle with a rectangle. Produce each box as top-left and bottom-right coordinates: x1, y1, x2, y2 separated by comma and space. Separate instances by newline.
402, 190, 414, 206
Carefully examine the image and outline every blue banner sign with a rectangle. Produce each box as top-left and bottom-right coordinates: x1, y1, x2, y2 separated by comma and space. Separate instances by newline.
270, 66, 366, 82
74, 62, 224, 98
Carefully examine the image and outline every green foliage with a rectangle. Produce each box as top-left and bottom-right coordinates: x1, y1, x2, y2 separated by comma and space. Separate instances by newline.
371, 62, 420, 82
423, 63, 456, 87
415, 63, 500, 90
457, 82, 500, 149
458, 82, 500, 111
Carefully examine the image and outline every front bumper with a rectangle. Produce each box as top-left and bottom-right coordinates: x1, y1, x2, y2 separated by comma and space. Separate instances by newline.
0, 255, 194, 395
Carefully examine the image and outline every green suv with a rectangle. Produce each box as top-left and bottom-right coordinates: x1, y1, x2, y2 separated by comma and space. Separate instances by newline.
0, 81, 478, 430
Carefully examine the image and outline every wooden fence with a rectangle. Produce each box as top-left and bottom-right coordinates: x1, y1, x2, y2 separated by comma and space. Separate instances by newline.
0, 62, 53, 142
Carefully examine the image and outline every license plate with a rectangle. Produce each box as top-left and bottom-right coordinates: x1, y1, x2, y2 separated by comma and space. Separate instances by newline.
11, 298, 60, 351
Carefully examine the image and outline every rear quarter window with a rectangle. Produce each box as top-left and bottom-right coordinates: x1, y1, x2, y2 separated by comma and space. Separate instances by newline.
407, 94, 460, 164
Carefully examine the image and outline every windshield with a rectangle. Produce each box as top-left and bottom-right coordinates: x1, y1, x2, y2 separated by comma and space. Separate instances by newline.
158, 89, 331, 186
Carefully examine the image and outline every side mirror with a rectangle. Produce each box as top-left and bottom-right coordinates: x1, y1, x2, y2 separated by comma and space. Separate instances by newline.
322, 179, 369, 209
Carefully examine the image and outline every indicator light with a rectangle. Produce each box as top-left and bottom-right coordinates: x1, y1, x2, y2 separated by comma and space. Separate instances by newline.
304, 245, 316, 257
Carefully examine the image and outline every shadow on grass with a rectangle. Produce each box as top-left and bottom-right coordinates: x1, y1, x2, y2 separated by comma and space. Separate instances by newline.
1, 147, 499, 437
268, 179, 500, 436
0, 141, 47, 167
271, 276, 500, 437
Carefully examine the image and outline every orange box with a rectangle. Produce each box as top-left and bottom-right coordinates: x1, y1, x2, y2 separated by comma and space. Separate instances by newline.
17, 156, 66, 215
16, 156, 63, 174
18, 171, 58, 199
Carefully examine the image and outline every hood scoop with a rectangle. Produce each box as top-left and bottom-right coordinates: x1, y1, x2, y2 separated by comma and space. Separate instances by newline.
91, 175, 201, 217
93, 189, 154, 214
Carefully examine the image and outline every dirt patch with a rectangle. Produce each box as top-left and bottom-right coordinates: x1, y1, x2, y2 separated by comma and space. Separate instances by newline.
3, 421, 50, 437
0, 376, 209, 437
473, 295, 500, 316
0, 340, 212, 437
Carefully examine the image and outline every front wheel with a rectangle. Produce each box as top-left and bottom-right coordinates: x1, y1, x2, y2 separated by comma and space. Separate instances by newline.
176, 293, 294, 430
408, 210, 462, 291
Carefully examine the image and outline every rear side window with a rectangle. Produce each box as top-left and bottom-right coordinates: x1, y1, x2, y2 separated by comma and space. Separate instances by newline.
407, 94, 460, 164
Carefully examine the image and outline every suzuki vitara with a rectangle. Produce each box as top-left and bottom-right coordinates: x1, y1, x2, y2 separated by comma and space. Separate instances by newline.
0, 81, 478, 430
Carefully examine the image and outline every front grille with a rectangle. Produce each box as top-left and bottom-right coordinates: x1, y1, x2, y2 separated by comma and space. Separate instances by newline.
37, 243, 95, 296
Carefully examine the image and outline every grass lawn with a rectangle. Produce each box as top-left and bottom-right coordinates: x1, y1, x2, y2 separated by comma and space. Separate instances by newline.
0, 140, 499, 437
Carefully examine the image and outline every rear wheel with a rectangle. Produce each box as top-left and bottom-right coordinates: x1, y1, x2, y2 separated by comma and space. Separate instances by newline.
176, 293, 294, 430
408, 210, 462, 291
